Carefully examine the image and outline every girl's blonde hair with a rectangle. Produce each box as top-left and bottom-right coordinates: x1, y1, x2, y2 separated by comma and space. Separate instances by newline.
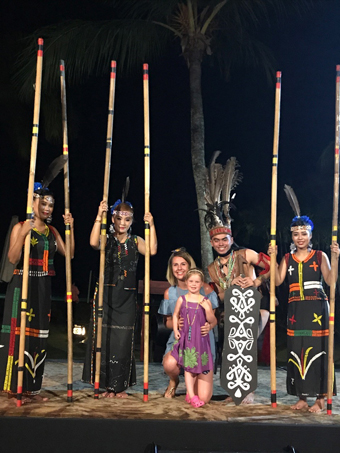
184, 268, 205, 282
166, 248, 196, 286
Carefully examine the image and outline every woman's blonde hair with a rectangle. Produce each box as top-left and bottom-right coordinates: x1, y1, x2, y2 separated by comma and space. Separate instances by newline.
184, 268, 205, 282
166, 248, 196, 286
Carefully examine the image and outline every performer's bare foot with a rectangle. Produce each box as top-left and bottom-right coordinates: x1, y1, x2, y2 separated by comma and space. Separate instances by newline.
115, 391, 128, 398
309, 397, 325, 413
290, 398, 308, 410
163, 378, 179, 399
224, 396, 233, 403
101, 391, 115, 398
11, 394, 48, 405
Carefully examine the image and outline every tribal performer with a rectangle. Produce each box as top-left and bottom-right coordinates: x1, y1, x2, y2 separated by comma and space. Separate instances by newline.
204, 154, 270, 404
83, 190, 157, 398
0, 181, 74, 402
268, 185, 339, 413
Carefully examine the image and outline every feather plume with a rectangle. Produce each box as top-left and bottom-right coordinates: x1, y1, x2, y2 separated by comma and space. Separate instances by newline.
284, 184, 300, 217
122, 177, 130, 202
208, 150, 221, 203
222, 157, 242, 217
41, 155, 68, 189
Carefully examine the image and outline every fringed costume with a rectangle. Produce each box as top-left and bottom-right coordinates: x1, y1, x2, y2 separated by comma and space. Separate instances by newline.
0, 225, 57, 395
283, 185, 336, 397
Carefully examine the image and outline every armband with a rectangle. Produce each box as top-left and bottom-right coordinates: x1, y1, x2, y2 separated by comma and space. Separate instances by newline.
256, 252, 270, 276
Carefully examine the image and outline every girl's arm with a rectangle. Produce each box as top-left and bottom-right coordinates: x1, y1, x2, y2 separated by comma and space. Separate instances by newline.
8, 222, 33, 265
137, 212, 157, 256
267, 244, 285, 286
172, 297, 182, 339
90, 201, 108, 250
200, 298, 216, 325
321, 243, 340, 285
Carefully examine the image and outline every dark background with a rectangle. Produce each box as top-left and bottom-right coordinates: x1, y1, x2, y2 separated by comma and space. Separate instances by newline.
0, 0, 340, 360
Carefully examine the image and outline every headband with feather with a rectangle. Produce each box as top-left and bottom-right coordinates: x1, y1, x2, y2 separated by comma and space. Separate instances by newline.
111, 177, 133, 215
284, 184, 313, 231
203, 153, 242, 238
33, 155, 68, 200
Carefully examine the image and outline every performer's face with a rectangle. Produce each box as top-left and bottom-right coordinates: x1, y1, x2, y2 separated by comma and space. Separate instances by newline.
33, 197, 54, 221
171, 256, 190, 282
292, 229, 311, 250
186, 274, 203, 294
112, 212, 133, 234
210, 234, 233, 255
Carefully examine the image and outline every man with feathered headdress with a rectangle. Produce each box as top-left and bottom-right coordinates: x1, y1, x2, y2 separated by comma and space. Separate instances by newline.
203, 153, 270, 404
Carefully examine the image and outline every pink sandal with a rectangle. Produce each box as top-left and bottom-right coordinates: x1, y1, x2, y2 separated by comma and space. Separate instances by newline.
190, 395, 205, 408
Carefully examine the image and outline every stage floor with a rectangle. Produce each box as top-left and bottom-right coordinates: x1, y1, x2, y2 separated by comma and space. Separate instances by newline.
0, 361, 339, 425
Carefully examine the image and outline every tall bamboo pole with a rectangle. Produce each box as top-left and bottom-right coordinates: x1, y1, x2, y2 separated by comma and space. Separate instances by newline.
60, 60, 73, 402
269, 71, 282, 409
327, 65, 340, 415
16, 38, 44, 407
143, 63, 151, 402
94, 61, 117, 399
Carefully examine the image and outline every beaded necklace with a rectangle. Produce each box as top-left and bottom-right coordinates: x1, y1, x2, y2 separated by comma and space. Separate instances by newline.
214, 250, 236, 290
185, 296, 200, 342
114, 234, 130, 280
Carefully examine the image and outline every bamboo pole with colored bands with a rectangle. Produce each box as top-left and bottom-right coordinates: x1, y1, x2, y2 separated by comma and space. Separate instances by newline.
60, 60, 73, 402
94, 61, 117, 399
327, 65, 340, 415
269, 71, 282, 408
16, 38, 44, 407
143, 63, 151, 402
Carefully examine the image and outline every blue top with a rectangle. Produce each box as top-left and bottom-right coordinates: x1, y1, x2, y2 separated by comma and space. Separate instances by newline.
158, 286, 219, 359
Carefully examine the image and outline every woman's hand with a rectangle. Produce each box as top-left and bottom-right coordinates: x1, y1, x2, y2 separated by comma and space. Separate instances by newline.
21, 217, 35, 237
200, 322, 210, 337
267, 244, 277, 256
143, 212, 154, 226
330, 242, 340, 259
63, 212, 74, 227
97, 201, 108, 220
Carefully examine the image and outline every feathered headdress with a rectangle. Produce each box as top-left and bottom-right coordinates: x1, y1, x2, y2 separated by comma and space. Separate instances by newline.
203, 152, 242, 238
34, 155, 68, 201
111, 177, 133, 215
284, 184, 313, 232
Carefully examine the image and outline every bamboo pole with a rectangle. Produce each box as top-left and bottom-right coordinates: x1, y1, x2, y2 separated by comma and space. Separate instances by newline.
269, 71, 282, 409
16, 38, 44, 407
94, 61, 117, 399
60, 60, 73, 402
327, 65, 340, 415
143, 63, 151, 402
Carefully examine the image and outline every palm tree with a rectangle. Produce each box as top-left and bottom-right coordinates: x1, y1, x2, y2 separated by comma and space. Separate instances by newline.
15, 0, 309, 272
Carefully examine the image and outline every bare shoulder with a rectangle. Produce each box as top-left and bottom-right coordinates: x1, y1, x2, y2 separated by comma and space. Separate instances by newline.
202, 282, 213, 294
164, 287, 170, 299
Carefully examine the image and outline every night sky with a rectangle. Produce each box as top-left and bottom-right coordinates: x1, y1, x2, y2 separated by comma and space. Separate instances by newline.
1, 0, 340, 300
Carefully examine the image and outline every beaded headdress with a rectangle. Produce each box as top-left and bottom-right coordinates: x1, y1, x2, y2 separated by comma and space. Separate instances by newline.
203, 152, 242, 239
284, 184, 314, 232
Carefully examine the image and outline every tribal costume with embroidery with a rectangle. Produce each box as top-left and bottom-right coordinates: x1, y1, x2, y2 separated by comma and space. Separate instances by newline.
283, 184, 336, 397
83, 179, 138, 393
0, 156, 66, 395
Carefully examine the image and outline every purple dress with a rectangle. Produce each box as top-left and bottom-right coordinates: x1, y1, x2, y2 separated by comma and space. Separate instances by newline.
171, 295, 213, 374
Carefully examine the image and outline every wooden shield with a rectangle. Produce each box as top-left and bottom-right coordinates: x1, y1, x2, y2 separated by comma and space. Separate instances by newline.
220, 285, 261, 405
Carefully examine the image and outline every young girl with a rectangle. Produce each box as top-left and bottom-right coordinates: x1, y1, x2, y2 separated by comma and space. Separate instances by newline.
171, 268, 215, 407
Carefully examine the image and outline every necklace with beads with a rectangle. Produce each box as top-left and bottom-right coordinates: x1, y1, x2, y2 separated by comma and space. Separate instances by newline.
214, 250, 236, 290
185, 297, 201, 342
114, 235, 129, 280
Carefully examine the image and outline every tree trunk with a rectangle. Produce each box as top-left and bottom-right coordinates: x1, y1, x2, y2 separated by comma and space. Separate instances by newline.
188, 49, 213, 277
